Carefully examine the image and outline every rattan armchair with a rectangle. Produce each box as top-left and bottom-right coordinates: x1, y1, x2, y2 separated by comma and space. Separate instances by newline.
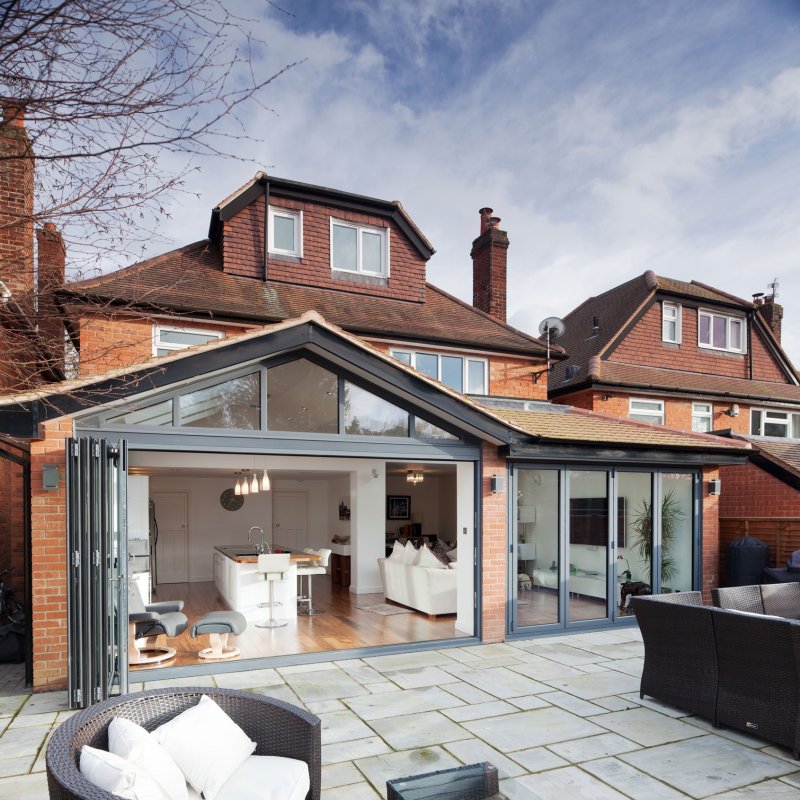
631, 592, 718, 722
712, 582, 800, 620
45, 687, 321, 800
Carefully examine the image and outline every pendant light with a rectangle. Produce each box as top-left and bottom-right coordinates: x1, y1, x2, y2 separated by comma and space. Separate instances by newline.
250, 472, 259, 494
234, 474, 242, 496
241, 470, 250, 495
261, 469, 270, 491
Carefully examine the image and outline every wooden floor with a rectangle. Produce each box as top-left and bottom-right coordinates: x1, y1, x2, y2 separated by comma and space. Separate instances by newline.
516, 587, 610, 627
131, 577, 460, 672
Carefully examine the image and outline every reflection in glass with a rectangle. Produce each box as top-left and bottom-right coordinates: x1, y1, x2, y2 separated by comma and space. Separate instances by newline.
362, 231, 382, 272
344, 382, 408, 436
332, 224, 357, 271
273, 215, 295, 252
516, 469, 560, 627
416, 353, 437, 380
108, 399, 173, 427
466, 360, 486, 394
440, 356, 463, 392
414, 417, 458, 440
617, 472, 653, 615
267, 359, 338, 433
661, 473, 693, 592
568, 470, 609, 622
180, 373, 260, 430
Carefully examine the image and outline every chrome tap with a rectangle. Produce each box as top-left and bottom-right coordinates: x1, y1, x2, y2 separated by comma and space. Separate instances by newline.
248, 526, 270, 555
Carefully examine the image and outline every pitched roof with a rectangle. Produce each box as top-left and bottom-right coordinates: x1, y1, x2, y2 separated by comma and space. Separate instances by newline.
59, 241, 557, 358
580, 361, 800, 406
550, 269, 795, 394
491, 404, 748, 452
747, 438, 800, 481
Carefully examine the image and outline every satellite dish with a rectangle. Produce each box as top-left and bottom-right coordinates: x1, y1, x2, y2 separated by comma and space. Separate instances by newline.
538, 316, 566, 341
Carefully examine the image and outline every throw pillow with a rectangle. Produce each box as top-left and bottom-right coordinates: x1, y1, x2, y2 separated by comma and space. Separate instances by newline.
431, 540, 452, 568
446, 547, 458, 563
215, 755, 310, 800
80, 745, 171, 800
388, 540, 405, 561
153, 695, 256, 800
416, 544, 448, 570
402, 541, 419, 565
108, 717, 188, 800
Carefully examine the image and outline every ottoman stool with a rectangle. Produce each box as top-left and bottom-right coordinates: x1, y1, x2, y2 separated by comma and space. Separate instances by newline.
190, 610, 247, 660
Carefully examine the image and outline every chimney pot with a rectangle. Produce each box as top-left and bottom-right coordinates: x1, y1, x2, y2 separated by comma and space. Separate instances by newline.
488, 216, 501, 229
479, 207, 494, 234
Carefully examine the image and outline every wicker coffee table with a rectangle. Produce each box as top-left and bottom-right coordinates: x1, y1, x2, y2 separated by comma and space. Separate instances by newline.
386, 761, 501, 800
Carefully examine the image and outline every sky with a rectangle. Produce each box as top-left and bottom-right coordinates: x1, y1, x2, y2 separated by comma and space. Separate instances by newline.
155, 0, 800, 363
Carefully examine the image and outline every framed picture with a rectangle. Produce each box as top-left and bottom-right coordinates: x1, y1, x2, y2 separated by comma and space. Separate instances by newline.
387, 495, 411, 520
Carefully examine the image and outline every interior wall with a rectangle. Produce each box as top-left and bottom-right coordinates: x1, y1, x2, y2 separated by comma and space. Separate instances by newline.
385, 474, 457, 542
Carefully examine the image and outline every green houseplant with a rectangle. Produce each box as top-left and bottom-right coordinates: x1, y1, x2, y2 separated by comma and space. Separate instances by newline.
629, 490, 685, 584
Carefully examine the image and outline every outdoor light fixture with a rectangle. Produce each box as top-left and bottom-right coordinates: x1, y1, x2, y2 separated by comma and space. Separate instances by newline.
261, 470, 270, 491
42, 463, 60, 490
724, 403, 739, 418
491, 474, 504, 494
406, 470, 424, 485
708, 478, 722, 496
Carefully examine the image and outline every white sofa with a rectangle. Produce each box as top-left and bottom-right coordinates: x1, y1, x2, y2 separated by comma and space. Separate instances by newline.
377, 556, 457, 616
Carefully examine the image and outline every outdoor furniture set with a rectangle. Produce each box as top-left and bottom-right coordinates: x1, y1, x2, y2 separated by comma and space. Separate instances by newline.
632, 583, 800, 758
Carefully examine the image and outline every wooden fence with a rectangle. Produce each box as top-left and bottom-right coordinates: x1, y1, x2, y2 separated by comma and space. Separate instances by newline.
719, 518, 800, 578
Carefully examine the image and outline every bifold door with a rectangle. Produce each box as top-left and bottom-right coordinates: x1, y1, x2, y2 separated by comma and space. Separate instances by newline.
66, 437, 128, 707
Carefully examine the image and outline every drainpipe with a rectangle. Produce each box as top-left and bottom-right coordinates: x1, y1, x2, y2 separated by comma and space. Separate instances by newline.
747, 310, 754, 380
263, 178, 270, 281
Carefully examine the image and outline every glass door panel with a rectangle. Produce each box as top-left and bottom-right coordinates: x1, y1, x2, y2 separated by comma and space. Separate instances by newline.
568, 471, 609, 622
514, 469, 560, 627
616, 472, 653, 615
661, 473, 694, 593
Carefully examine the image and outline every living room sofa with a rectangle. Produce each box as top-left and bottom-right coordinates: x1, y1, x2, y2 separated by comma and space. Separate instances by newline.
377, 555, 457, 616
632, 587, 800, 758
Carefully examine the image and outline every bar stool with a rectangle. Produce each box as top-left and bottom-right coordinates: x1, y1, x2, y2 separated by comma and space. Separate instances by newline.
297, 548, 332, 616
256, 553, 291, 628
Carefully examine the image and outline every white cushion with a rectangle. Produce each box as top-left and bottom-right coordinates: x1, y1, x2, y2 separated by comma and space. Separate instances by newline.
388, 540, 405, 561
108, 717, 188, 800
215, 755, 310, 800
402, 542, 419, 565
416, 545, 447, 570
446, 547, 457, 562
153, 695, 256, 800
80, 745, 171, 800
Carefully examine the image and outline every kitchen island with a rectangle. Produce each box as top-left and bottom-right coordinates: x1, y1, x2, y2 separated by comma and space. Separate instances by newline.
213, 545, 299, 622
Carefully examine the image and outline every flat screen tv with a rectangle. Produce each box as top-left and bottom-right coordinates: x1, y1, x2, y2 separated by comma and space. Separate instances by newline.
569, 497, 626, 547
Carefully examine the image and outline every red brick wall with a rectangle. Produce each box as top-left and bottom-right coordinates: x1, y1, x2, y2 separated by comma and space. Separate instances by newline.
30, 419, 72, 690
701, 465, 720, 603
481, 443, 507, 642
471, 228, 508, 322
0, 451, 26, 604
221, 194, 427, 303
489, 356, 548, 400
719, 462, 800, 518
611, 302, 787, 383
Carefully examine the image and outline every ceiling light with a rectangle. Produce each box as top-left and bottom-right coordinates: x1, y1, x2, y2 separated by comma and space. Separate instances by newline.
234, 475, 242, 496
261, 470, 270, 491
250, 473, 259, 494
406, 469, 424, 485
241, 471, 249, 495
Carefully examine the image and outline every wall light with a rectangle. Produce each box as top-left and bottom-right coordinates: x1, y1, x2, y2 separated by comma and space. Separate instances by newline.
724, 404, 739, 418
708, 478, 722, 496
42, 464, 60, 491
491, 474, 504, 494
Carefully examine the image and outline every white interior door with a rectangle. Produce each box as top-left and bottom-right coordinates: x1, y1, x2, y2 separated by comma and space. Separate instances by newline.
153, 492, 188, 584
272, 491, 308, 550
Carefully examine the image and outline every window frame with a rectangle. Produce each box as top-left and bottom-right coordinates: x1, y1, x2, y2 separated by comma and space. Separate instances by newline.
389, 348, 489, 395
750, 407, 800, 439
691, 402, 713, 433
662, 301, 682, 344
268, 206, 303, 258
697, 308, 746, 354
330, 218, 390, 277
153, 324, 223, 356
629, 398, 665, 425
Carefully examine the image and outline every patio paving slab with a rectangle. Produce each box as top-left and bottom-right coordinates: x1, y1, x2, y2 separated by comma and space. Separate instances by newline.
322, 735, 392, 765
322, 781, 382, 799
582, 756, 686, 799
0, 756, 35, 778
0, 726, 49, 758
536, 689, 609, 717
321, 761, 363, 790
620, 735, 796, 798
442, 699, 517, 722
544, 669, 642, 700
368, 711, 468, 750
440, 681, 497, 704
706, 780, 800, 799
443, 737, 527, 778
283, 668, 370, 702
593, 707, 706, 747
345, 686, 463, 721
364, 651, 458, 672
511, 764, 630, 799
17, 692, 69, 716
507, 746, 569, 774
463, 706, 606, 751
443, 665, 551, 698
319, 709, 375, 745
0, 772, 48, 800
546, 731, 641, 762
506, 657, 586, 681
382, 666, 455, 689
354, 746, 460, 798
212, 667, 283, 688
507, 695, 551, 711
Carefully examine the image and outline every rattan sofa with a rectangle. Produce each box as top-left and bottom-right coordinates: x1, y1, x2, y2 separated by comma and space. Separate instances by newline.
633, 589, 800, 758
45, 687, 321, 800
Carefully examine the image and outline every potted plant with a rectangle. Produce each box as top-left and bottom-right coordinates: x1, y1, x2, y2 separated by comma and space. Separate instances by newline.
629, 490, 685, 584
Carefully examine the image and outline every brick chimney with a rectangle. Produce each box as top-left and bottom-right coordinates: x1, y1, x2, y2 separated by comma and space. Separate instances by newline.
754, 293, 783, 342
36, 223, 66, 371
471, 207, 509, 322
0, 101, 34, 304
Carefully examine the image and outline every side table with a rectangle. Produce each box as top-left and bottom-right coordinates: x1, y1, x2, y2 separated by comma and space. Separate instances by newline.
386, 761, 500, 800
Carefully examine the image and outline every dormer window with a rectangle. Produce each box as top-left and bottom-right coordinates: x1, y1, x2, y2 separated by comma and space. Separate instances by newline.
662, 301, 681, 343
698, 309, 745, 353
268, 206, 302, 257
331, 219, 388, 276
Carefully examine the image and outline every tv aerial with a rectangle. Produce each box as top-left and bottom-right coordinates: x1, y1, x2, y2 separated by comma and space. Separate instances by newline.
538, 316, 566, 375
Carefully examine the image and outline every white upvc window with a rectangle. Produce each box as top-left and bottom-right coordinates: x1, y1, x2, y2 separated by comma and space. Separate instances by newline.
629, 398, 665, 425
330, 218, 389, 276
698, 309, 746, 353
268, 206, 302, 257
153, 325, 223, 357
662, 301, 682, 343
692, 402, 713, 433
750, 408, 800, 439
390, 349, 488, 395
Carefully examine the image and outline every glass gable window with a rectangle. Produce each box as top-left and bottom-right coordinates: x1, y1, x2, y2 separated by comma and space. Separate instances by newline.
662, 302, 681, 343
414, 417, 458, 440
331, 219, 388, 276
389, 349, 489, 395
692, 402, 713, 433
750, 408, 800, 439
698, 310, 745, 353
154, 326, 222, 356
108, 399, 173, 427
344, 382, 408, 436
629, 398, 664, 425
179, 373, 260, 430
267, 359, 338, 433
268, 206, 302, 257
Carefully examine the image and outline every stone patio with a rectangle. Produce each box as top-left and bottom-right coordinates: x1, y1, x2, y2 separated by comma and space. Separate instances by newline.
2, 627, 800, 799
